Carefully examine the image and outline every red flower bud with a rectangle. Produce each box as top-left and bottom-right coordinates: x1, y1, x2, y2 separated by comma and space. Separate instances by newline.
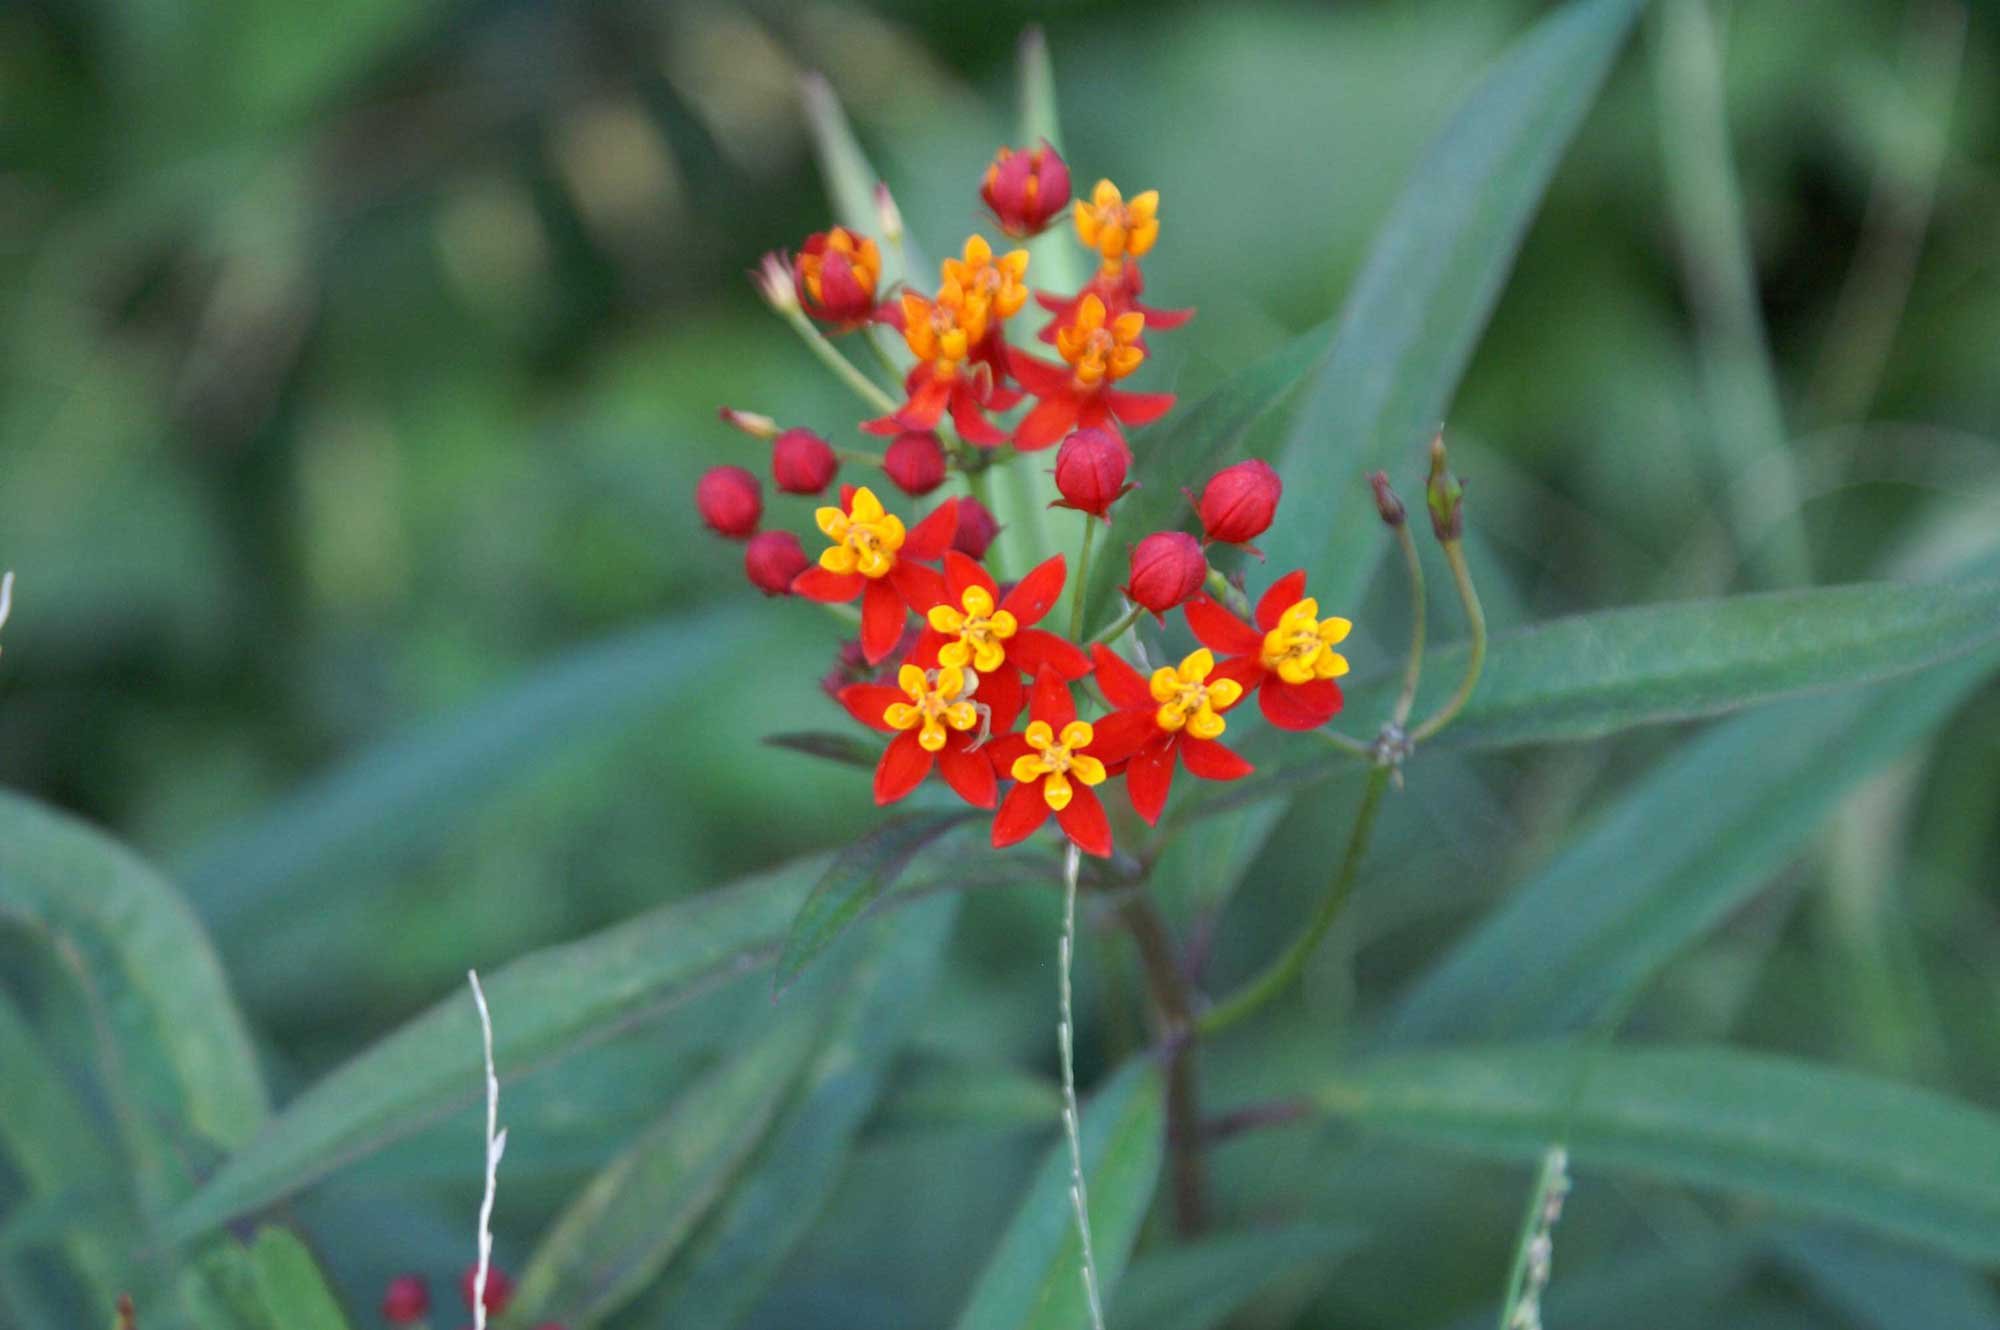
381, 1275, 430, 1324
1123, 531, 1207, 616
696, 465, 762, 539
981, 141, 1072, 238
460, 1265, 514, 1315
744, 530, 809, 596
770, 428, 837, 494
792, 227, 881, 326
1195, 459, 1282, 547
1050, 427, 1134, 521
882, 431, 947, 496
952, 497, 1001, 560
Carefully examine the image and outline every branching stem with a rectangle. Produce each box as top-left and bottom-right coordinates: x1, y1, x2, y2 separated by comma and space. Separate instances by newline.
1409, 540, 1486, 744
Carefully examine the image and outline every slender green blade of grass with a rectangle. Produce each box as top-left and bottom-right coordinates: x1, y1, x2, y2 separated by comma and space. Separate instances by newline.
800, 73, 927, 287
247, 1227, 353, 1330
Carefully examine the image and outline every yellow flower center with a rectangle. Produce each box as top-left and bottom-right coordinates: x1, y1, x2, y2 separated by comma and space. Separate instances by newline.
1148, 648, 1243, 739
1259, 598, 1352, 685
815, 486, 906, 578
883, 664, 980, 753
927, 585, 1019, 672
1010, 719, 1106, 812
941, 234, 1030, 332
1055, 295, 1145, 390
899, 292, 975, 373
1073, 180, 1160, 271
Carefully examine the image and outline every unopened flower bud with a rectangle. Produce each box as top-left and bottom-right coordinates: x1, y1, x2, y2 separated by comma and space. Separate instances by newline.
460, 1265, 514, 1315
1369, 470, 1405, 527
771, 428, 838, 494
745, 531, 809, 596
381, 1275, 429, 1324
952, 497, 1001, 560
1123, 531, 1207, 617
751, 252, 797, 315
873, 182, 904, 246
882, 431, 947, 496
1050, 427, 1133, 521
981, 140, 1072, 238
1425, 432, 1463, 542
1195, 459, 1282, 547
696, 465, 762, 539
718, 405, 779, 439
792, 227, 881, 326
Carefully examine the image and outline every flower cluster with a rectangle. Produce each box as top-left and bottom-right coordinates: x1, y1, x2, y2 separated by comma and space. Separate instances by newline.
697, 142, 1353, 857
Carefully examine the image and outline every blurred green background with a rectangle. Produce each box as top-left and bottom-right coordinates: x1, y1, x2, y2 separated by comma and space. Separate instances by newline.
3, 0, 1998, 1325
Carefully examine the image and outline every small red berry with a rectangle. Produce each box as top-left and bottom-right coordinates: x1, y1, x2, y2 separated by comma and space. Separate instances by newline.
1050, 427, 1134, 521
460, 1265, 514, 1316
981, 141, 1072, 238
882, 431, 947, 496
951, 497, 1001, 560
744, 531, 809, 597
1195, 459, 1282, 547
381, 1275, 429, 1324
1123, 531, 1207, 616
696, 465, 762, 539
771, 428, 838, 495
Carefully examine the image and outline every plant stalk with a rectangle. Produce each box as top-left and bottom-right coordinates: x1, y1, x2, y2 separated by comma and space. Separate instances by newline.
1389, 519, 1428, 727
1409, 540, 1486, 744
1114, 888, 1208, 1234
1069, 515, 1097, 641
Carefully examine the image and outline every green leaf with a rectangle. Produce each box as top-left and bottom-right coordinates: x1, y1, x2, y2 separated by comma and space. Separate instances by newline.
1016, 26, 1083, 300
504, 1006, 821, 1328
1772, 1227, 2000, 1330
875, 1054, 1063, 1134
248, 1227, 352, 1330
631, 895, 961, 1330
1320, 1042, 2000, 1264
1261, 0, 1647, 611
800, 74, 927, 286
774, 811, 977, 995
1108, 1224, 1363, 1330
763, 730, 881, 770
953, 1061, 1165, 1330
179, 605, 767, 926
1382, 636, 2000, 1045
0, 793, 266, 1216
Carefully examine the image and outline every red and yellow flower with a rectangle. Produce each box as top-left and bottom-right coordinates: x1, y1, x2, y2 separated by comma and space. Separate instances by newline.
840, 662, 1004, 808
792, 227, 882, 327
792, 485, 958, 664
914, 551, 1089, 730
867, 285, 1011, 446
1036, 180, 1192, 341
1185, 569, 1350, 731
989, 667, 1129, 857
1009, 294, 1175, 448
1088, 645, 1253, 823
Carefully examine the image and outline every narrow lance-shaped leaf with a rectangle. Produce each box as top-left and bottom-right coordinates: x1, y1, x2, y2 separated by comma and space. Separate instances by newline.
952, 1061, 1166, 1330
800, 73, 927, 286
247, 1227, 353, 1330
1108, 1224, 1364, 1330
1261, 0, 1648, 611
1320, 1042, 2000, 1264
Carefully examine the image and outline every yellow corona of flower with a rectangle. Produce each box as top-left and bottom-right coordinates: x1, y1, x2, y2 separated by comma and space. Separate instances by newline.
1149, 649, 1243, 739
1055, 295, 1145, 390
1073, 180, 1159, 269
883, 664, 980, 753
898, 291, 981, 374
1009, 719, 1107, 812
1259, 598, 1352, 685
815, 485, 906, 578
941, 234, 1030, 333
928, 583, 1019, 673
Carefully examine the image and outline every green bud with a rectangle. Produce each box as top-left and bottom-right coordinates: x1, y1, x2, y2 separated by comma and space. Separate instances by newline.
1425, 431, 1463, 542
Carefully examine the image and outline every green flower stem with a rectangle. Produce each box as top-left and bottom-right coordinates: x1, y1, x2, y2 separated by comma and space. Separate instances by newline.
1069, 515, 1097, 641
1389, 519, 1428, 728
781, 308, 899, 416
1114, 885, 1209, 1234
864, 324, 907, 383
1311, 726, 1375, 760
1202, 566, 1251, 619
1196, 763, 1392, 1038
1089, 601, 1146, 646
1409, 539, 1486, 744
817, 601, 862, 627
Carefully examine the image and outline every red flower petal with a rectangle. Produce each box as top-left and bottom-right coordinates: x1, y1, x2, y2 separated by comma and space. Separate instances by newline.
1007, 347, 1075, 395
1259, 677, 1343, 731
944, 550, 999, 606
1209, 653, 1266, 694
911, 625, 950, 669
875, 729, 934, 804
1137, 304, 1195, 330
898, 374, 953, 431
950, 387, 1010, 447
792, 566, 865, 603
1087, 709, 1160, 767
1000, 554, 1067, 626
1013, 396, 1081, 451
1125, 739, 1177, 826
1009, 628, 1090, 681
1183, 594, 1264, 656
938, 736, 998, 808
1180, 735, 1254, 781
1105, 390, 1176, 427
839, 683, 907, 732
1054, 781, 1113, 857
903, 498, 961, 562
993, 778, 1051, 847
1029, 665, 1075, 728
981, 666, 1025, 734
1090, 644, 1155, 711
985, 730, 1034, 772
888, 559, 945, 615
860, 577, 907, 664
1257, 570, 1310, 631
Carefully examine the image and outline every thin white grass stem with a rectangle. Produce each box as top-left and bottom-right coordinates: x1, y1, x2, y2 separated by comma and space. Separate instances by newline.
1058, 843, 1106, 1330
1496, 1144, 1570, 1330
469, 970, 508, 1330
0, 571, 13, 647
